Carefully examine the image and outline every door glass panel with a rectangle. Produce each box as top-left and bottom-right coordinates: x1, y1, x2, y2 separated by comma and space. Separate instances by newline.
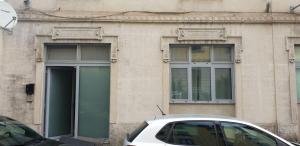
47, 68, 74, 137
215, 68, 232, 99
170, 121, 217, 146
192, 45, 210, 62
47, 45, 77, 61
213, 45, 232, 62
220, 122, 277, 146
78, 66, 110, 138
192, 67, 211, 101
170, 45, 189, 62
81, 44, 110, 61
171, 68, 188, 99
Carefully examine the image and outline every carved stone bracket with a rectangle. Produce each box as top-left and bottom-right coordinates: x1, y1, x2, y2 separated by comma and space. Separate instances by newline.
109, 36, 119, 63
161, 36, 243, 63
286, 37, 300, 63
161, 37, 171, 63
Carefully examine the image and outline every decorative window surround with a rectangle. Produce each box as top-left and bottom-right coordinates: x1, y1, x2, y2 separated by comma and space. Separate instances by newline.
285, 36, 300, 124
33, 28, 119, 132
160, 34, 243, 118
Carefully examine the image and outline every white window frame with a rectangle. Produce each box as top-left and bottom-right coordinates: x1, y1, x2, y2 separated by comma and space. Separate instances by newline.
294, 45, 300, 102
45, 43, 111, 65
170, 44, 235, 104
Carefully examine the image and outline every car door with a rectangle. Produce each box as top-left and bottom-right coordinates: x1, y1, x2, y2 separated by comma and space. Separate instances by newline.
164, 121, 220, 146
218, 122, 292, 146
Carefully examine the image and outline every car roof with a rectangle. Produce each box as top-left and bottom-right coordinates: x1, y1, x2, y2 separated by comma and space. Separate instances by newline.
147, 114, 245, 124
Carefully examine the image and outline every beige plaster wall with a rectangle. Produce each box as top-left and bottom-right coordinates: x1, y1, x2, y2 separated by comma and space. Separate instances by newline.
0, 20, 299, 144
169, 104, 235, 117
6, 0, 299, 13
0, 23, 37, 129
238, 24, 277, 124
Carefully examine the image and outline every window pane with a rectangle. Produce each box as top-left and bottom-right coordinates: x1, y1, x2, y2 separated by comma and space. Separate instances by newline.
213, 45, 232, 62
295, 45, 300, 62
170, 121, 217, 146
215, 68, 232, 99
192, 67, 211, 101
81, 44, 110, 61
171, 68, 188, 99
47, 45, 77, 60
221, 122, 277, 146
170, 45, 188, 62
297, 68, 300, 100
192, 45, 210, 62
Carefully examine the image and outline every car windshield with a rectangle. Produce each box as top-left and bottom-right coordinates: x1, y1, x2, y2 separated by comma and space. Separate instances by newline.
0, 117, 43, 146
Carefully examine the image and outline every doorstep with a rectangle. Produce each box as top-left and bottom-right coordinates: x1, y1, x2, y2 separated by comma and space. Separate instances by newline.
59, 137, 110, 146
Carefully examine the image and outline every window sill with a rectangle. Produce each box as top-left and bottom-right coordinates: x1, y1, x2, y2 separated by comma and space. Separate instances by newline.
170, 100, 235, 105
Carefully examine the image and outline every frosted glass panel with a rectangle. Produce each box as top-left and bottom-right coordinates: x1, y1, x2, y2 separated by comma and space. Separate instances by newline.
170, 45, 189, 62
215, 68, 232, 99
78, 66, 110, 138
47, 45, 77, 60
192, 45, 210, 62
213, 46, 232, 62
171, 68, 188, 99
81, 44, 110, 61
192, 67, 211, 101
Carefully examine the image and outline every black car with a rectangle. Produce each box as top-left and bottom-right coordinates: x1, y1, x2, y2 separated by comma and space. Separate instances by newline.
0, 116, 66, 146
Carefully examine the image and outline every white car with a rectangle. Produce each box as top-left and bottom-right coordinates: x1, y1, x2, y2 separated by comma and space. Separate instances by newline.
123, 115, 298, 146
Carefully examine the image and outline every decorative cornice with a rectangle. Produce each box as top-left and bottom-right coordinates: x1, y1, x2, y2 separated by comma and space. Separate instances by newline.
17, 11, 299, 24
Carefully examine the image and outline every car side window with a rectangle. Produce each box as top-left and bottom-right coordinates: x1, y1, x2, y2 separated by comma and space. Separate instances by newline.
169, 121, 218, 146
220, 122, 277, 146
156, 123, 173, 142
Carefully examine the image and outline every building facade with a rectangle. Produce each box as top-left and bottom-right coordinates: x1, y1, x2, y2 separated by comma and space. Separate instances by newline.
1, 0, 300, 145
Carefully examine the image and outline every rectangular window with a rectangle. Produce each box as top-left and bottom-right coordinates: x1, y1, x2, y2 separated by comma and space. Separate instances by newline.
46, 43, 110, 63
170, 44, 234, 103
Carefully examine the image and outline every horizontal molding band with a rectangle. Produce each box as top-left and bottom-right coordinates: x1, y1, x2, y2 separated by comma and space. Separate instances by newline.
17, 11, 300, 24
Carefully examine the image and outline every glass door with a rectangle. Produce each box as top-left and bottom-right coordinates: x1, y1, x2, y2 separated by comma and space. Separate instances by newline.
45, 67, 75, 138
